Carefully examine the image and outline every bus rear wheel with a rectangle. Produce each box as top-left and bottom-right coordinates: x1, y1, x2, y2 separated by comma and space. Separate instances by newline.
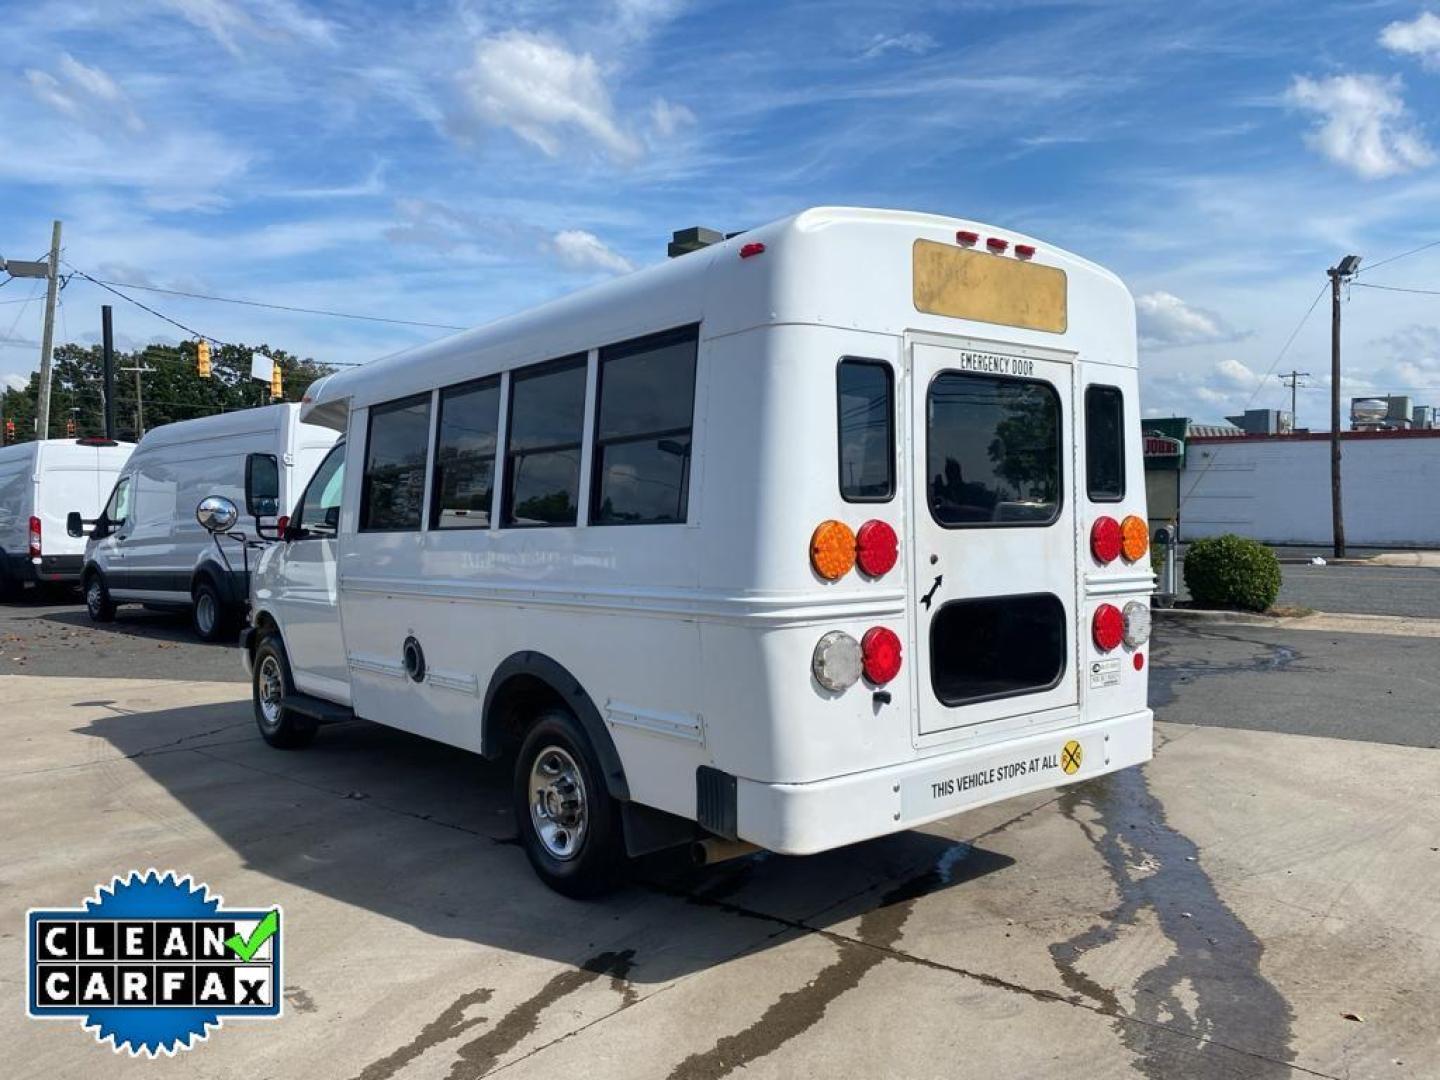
513, 709, 626, 898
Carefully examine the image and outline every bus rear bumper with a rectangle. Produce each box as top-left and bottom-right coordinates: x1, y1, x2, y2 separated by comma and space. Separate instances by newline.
734, 709, 1153, 856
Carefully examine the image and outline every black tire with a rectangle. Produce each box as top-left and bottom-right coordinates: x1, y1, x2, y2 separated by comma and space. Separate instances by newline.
251, 634, 317, 749
84, 571, 116, 622
0, 562, 18, 603
513, 708, 627, 898
191, 579, 234, 642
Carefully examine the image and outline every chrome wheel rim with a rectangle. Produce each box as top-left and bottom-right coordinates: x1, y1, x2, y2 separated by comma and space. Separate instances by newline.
87, 581, 103, 614
257, 655, 284, 729
196, 593, 216, 636
529, 745, 588, 861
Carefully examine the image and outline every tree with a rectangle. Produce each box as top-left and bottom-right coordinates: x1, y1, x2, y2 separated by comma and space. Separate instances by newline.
0, 341, 335, 442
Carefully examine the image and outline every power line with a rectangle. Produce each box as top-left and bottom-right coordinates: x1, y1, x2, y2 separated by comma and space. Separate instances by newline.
1352, 281, 1440, 297
82, 276, 466, 331
1357, 239, 1440, 277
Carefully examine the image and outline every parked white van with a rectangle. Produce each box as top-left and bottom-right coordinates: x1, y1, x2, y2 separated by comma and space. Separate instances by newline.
77, 404, 338, 640
0, 437, 133, 599
222, 207, 1153, 896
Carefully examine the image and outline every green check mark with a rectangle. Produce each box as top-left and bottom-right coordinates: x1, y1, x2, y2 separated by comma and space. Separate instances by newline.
225, 910, 279, 962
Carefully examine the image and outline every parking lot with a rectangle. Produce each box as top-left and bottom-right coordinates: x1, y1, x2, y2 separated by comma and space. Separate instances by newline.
2, 585, 1437, 1080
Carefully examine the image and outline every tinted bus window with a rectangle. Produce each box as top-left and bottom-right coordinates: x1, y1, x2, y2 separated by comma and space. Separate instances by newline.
360, 395, 432, 531
591, 326, 697, 525
927, 373, 1061, 526
837, 359, 894, 501
432, 377, 501, 529
1085, 385, 1125, 501
503, 357, 586, 527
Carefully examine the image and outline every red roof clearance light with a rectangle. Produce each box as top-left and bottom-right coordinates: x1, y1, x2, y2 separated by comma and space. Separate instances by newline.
1090, 517, 1122, 563
739, 242, 766, 259
855, 520, 899, 578
986, 237, 1009, 253
956, 230, 979, 246
861, 627, 903, 684
1015, 244, 1036, 259
1093, 604, 1124, 651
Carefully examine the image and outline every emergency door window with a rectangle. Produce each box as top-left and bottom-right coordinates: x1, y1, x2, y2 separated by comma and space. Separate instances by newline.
503, 356, 587, 527
927, 372, 1061, 526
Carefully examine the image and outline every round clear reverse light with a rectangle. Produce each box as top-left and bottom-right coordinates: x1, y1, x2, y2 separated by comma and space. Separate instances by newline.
1123, 601, 1151, 647
812, 631, 862, 692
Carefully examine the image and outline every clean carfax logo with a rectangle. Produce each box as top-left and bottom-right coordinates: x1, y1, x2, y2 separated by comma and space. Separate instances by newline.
27, 870, 282, 1057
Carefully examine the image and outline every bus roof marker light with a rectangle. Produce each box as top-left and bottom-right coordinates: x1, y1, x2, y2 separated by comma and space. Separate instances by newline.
956, 230, 979, 246
739, 242, 766, 259
810, 520, 856, 580
1015, 244, 1036, 259
986, 237, 1009, 253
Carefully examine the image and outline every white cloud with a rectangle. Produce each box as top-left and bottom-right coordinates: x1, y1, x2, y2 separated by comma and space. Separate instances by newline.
1136, 291, 1244, 348
550, 229, 634, 274
160, 0, 335, 56
3, 373, 30, 392
1286, 74, 1434, 179
455, 31, 642, 163
1380, 11, 1440, 69
649, 98, 696, 139
861, 32, 938, 60
25, 54, 144, 134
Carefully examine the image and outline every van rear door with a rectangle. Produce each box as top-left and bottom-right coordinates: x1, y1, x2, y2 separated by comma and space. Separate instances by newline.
908, 334, 1079, 738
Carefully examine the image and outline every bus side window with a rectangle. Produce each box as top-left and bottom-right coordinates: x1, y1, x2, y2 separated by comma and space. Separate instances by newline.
1085, 385, 1125, 502
837, 359, 894, 502
591, 326, 698, 525
360, 394, 432, 532
502, 356, 587, 527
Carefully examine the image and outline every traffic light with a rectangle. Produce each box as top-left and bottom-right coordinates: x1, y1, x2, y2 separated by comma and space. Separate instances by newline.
197, 339, 212, 378
270, 360, 283, 399
4, 419, 14, 444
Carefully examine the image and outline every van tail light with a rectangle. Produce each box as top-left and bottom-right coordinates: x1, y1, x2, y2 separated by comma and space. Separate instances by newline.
28, 515, 41, 558
855, 520, 898, 577
1093, 604, 1124, 651
861, 626, 902, 684
1090, 517, 1122, 563
810, 520, 856, 580
813, 631, 862, 691
1121, 515, 1149, 562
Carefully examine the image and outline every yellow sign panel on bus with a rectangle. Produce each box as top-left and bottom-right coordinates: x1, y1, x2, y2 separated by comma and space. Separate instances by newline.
912, 239, 1068, 334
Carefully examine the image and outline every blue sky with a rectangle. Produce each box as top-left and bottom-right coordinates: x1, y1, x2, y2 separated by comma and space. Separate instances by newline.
2, 0, 1439, 425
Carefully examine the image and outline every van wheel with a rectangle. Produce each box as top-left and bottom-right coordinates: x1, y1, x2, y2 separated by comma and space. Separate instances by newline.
84, 572, 116, 622
513, 709, 626, 898
252, 635, 317, 749
191, 580, 233, 642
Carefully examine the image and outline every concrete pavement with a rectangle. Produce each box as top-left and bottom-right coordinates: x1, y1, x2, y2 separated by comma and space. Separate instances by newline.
2, 665, 1437, 1079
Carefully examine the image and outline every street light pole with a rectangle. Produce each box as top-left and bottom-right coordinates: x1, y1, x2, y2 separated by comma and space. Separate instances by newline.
34, 220, 63, 441
1328, 255, 1361, 559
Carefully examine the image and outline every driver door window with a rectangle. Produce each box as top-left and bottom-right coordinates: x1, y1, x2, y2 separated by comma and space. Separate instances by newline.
106, 477, 133, 529
294, 447, 345, 538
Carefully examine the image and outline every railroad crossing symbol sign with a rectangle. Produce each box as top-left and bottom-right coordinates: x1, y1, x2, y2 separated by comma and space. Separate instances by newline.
1061, 740, 1083, 775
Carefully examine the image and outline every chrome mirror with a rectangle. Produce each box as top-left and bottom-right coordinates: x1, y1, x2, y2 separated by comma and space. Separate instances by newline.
196, 495, 240, 533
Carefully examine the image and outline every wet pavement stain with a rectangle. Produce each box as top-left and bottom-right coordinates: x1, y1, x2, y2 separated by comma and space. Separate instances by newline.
442, 949, 635, 1080
667, 843, 996, 1080
352, 988, 493, 1080
1051, 765, 1296, 1079
283, 984, 317, 1013
1149, 625, 1304, 709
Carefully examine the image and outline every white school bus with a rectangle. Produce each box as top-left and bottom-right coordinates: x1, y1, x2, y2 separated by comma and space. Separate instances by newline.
232, 207, 1153, 896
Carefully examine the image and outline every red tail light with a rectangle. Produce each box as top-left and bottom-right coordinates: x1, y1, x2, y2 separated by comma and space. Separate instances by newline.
861, 626, 902, 684
855, 520, 898, 577
28, 515, 41, 558
1093, 604, 1124, 651
1090, 516, 1122, 563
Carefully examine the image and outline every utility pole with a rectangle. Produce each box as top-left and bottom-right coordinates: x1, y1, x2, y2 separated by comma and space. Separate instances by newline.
101, 305, 117, 439
1328, 255, 1361, 559
1277, 370, 1311, 429
120, 364, 153, 438
34, 220, 63, 440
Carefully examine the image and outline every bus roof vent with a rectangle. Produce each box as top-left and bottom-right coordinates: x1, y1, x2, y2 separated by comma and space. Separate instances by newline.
667, 227, 724, 258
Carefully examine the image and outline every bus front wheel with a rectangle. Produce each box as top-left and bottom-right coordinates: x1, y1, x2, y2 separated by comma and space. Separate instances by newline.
513, 708, 626, 898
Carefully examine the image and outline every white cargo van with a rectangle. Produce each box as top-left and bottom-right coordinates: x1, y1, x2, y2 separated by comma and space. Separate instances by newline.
217, 207, 1152, 897
0, 437, 133, 599
76, 404, 338, 640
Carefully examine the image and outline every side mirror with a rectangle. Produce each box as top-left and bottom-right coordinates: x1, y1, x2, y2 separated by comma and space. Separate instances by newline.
324, 506, 340, 531
245, 454, 280, 519
196, 495, 240, 534
67, 511, 85, 538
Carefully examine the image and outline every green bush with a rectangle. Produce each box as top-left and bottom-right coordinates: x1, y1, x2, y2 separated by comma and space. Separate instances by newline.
1183, 534, 1282, 612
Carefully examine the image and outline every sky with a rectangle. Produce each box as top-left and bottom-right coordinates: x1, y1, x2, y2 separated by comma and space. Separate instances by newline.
2, 0, 1439, 427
